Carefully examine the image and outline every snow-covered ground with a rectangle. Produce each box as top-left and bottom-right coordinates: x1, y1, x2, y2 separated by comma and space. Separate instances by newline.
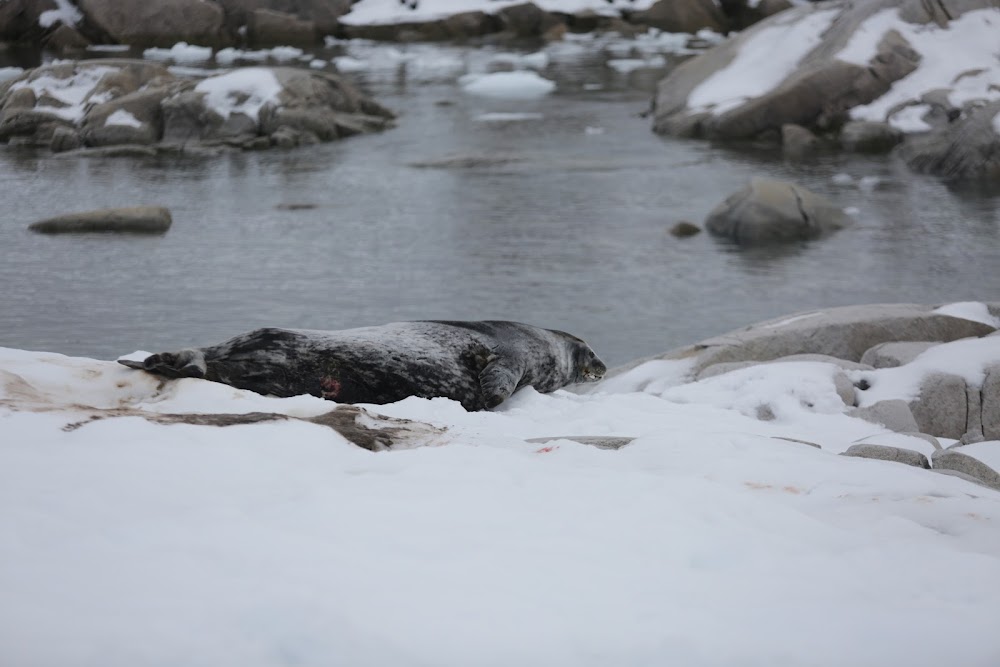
3, 311, 1000, 666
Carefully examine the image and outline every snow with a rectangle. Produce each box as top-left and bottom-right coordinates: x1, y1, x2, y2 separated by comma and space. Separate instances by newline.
193, 68, 283, 122
9, 65, 116, 123
143, 42, 213, 64
340, 0, 658, 26
961, 441, 1000, 471
842, 9, 1000, 127
934, 301, 1000, 328
38, 0, 82, 28
887, 103, 932, 132
104, 109, 142, 128
460, 71, 556, 99
2, 332, 1000, 665
687, 9, 839, 115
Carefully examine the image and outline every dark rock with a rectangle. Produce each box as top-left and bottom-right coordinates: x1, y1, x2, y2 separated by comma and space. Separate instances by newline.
49, 125, 82, 152
705, 178, 849, 245
842, 444, 930, 469
248, 8, 316, 46
629, 0, 727, 34
669, 221, 701, 237
898, 100, 1000, 181
840, 120, 903, 152
43, 23, 92, 51
29, 206, 172, 234
76, 0, 227, 47
498, 3, 564, 38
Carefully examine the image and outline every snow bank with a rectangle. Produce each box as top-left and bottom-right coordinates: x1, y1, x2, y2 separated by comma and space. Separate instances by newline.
193, 68, 283, 122
460, 71, 556, 99
843, 8, 1000, 128
2, 341, 1000, 666
687, 8, 839, 115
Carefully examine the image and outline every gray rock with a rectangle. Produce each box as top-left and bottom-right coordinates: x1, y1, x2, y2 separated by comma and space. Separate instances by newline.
840, 120, 903, 153
769, 436, 821, 449
526, 436, 635, 450
704, 178, 850, 245
216, 0, 352, 37
898, 99, 1000, 181
248, 8, 316, 46
609, 303, 997, 379
981, 364, 1000, 440
629, 0, 728, 34
49, 126, 82, 153
848, 400, 920, 433
860, 341, 939, 368
932, 446, 1000, 491
669, 221, 701, 238
29, 206, 172, 234
842, 444, 930, 469
43, 23, 92, 52
77, 0, 227, 47
781, 123, 819, 158
908, 372, 968, 439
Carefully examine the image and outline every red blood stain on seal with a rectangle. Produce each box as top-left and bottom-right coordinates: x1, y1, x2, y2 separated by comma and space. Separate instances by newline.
321, 376, 341, 399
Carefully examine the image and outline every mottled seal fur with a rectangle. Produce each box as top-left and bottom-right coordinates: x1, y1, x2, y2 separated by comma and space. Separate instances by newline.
119, 321, 606, 411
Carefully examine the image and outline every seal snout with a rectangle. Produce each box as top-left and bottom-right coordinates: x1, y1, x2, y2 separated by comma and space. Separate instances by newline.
580, 358, 607, 382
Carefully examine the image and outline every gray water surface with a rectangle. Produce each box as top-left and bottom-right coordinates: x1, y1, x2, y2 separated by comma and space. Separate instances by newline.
2, 42, 999, 366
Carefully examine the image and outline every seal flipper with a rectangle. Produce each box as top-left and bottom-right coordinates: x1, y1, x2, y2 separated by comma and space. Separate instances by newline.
479, 351, 524, 409
118, 349, 207, 379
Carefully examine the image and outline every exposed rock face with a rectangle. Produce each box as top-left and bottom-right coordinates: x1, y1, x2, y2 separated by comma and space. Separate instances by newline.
932, 444, 1000, 491
248, 8, 316, 46
0, 60, 394, 154
781, 123, 819, 158
76, 0, 228, 47
898, 100, 1000, 181
627, 0, 728, 34
847, 400, 920, 433
704, 178, 850, 245
842, 444, 930, 469
612, 303, 998, 378
29, 206, 172, 234
216, 0, 352, 38
907, 372, 969, 440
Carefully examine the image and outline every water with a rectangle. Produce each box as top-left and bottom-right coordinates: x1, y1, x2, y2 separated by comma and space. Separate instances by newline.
2, 40, 999, 367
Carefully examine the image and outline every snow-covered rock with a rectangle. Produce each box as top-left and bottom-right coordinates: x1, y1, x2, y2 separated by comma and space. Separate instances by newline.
842, 443, 930, 469
651, 0, 1000, 176
0, 60, 394, 153
932, 442, 1000, 491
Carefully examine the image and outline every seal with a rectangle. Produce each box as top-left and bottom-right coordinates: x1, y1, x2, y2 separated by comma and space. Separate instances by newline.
118, 321, 606, 411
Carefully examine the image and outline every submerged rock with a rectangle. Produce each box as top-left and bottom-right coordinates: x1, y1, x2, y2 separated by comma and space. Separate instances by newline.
0, 59, 394, 154
704, 178, 849, 245
29, 206, 173, 234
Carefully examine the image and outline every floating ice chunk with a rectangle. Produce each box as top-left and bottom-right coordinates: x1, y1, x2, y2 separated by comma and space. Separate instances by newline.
607, 56, 666, 74
459, 71, 555, 99
831, 173, 854, 186
143, 42, 213, 64
584, 126, 605, 135
333, 56, 368, 72
474, 112, 544, 122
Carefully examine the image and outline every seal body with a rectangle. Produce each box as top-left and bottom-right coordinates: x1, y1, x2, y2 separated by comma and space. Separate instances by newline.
119, 321, 606, 411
